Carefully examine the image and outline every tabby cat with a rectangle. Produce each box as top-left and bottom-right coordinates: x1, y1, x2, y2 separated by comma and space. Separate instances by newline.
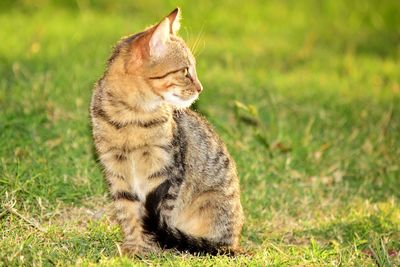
90, 8, 244, 255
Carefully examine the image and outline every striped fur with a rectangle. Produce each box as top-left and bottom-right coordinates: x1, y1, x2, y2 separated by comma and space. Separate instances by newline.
90, 8, 243, 256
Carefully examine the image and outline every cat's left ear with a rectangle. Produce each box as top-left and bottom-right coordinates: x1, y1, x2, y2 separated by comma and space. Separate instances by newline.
149, 18, 170, 58
167, 7, 181, 35
148, 8, 181, 58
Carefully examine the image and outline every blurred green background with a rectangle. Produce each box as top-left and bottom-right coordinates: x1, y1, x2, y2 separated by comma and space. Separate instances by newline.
1, 0, 399, 266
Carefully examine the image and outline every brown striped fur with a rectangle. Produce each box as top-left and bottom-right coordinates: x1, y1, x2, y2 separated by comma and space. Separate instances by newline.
90, 8, 243, 256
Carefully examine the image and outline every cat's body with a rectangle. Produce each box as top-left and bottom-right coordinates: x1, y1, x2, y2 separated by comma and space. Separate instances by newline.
90, 8, 243, 255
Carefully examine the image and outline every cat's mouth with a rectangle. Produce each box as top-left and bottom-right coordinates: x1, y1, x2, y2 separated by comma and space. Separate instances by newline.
162, 92, 198, 109
172, 93, 198, 101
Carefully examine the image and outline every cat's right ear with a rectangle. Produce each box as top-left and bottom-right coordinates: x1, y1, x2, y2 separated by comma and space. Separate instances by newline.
149, 18, 170, 58
167, 8, 181, 34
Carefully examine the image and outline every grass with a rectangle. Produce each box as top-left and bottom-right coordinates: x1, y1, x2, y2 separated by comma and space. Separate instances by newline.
1, 0, 399, 265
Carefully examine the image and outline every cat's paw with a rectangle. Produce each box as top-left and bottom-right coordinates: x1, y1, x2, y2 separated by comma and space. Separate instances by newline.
121, 242, 160, 257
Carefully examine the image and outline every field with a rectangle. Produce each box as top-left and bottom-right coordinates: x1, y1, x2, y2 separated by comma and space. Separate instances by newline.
1, 0, 399, 265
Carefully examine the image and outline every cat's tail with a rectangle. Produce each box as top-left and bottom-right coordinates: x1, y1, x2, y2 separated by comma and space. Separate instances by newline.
142, 181, 235, 256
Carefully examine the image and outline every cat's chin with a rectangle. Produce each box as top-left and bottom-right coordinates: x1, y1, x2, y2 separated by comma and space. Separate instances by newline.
162, 91, 198, 109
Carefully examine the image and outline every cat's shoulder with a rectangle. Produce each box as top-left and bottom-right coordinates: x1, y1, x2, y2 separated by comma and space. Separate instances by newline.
174, 109, 213, 129
174, 108, 226, 143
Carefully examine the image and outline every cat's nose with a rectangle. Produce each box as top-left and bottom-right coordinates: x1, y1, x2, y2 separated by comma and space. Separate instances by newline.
195, 81, 203, 93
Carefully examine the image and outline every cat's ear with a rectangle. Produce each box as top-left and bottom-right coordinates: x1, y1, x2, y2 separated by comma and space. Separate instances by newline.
148, 8, 181, 57
149, 18, 170, 58
167, 7, 181, 35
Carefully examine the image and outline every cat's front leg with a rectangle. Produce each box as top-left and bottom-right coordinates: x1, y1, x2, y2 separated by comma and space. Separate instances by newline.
107, 172, 160, 256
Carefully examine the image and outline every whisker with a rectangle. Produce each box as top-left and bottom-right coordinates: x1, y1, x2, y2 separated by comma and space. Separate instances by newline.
192, 22, 206, 56
195, 40, 206, 57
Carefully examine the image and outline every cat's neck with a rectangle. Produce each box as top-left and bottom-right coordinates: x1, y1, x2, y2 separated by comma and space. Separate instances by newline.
99, 79, 174, 133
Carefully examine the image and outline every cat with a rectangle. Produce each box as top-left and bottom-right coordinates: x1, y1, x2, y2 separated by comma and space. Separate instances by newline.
90, 8, 244, 256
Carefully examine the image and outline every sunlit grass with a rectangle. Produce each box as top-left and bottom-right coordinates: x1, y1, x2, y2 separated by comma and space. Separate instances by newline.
1, 0, 399, 265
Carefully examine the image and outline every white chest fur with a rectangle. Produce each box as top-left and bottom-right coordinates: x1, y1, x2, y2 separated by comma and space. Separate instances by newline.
130, 169, 149, 202
129, 146, 171, 202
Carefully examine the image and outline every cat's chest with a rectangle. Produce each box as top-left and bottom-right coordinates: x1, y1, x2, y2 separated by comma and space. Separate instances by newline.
130, 171, 149, 202
128, 146, 172, 201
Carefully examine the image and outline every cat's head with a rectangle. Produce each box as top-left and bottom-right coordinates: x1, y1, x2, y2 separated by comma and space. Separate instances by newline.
106, 8, 202, 110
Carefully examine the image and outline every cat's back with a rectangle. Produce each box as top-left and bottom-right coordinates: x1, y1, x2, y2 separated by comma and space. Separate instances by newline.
174, 109, 239, 190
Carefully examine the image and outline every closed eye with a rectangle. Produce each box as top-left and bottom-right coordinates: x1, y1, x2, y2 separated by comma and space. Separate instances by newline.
148, 67, 189, 80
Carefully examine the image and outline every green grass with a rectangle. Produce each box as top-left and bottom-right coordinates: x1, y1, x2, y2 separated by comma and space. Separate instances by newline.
1, 0, 399, 265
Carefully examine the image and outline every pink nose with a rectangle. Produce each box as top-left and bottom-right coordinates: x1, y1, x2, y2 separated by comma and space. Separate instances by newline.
195, 82, 203, 93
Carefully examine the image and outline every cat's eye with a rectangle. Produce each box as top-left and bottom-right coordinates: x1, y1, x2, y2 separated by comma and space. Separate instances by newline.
183, 67, 192, 80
